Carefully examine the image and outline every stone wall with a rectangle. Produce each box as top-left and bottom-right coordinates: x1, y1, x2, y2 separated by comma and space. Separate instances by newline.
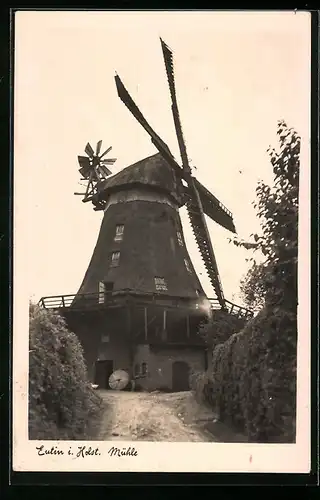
133, 344, 206, 391
63, 308, 206, 390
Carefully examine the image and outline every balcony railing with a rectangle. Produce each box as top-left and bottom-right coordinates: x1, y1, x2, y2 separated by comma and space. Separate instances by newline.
213, 298, 254, 319
38, 290, 254, 320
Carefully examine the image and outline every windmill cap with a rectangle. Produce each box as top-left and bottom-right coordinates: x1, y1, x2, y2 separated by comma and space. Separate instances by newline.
96, 152, 184, 205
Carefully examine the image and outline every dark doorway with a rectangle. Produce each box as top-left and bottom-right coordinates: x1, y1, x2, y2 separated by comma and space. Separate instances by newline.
94, 360, 114, 389
104, 282, 114, 302
172, 361, 190, 392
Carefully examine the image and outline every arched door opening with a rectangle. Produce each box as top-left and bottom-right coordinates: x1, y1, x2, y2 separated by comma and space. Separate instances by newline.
172, 361, 190, 392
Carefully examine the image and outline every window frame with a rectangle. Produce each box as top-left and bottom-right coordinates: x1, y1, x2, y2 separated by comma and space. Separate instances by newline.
114, 224, 124, 241
110, 251, 120, 267
98, 281, 105, 303
154, 276, 168, 292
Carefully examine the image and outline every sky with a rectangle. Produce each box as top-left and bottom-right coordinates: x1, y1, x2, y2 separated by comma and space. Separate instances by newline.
14, 10, 311, 305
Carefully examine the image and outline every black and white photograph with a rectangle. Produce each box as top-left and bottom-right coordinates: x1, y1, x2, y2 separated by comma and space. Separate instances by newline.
13, 10, 310, 473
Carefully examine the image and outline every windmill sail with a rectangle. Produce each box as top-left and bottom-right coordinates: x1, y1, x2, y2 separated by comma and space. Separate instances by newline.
160, 38, 190, 173
160, 39, 235, 230
185, 179, 226, 307
114, 39, 240, 308
160, 39, 226, 308
115, 72, 232, 219
114, 70, 228, 307
188, 179, 236, 233
115, 75, 174, 160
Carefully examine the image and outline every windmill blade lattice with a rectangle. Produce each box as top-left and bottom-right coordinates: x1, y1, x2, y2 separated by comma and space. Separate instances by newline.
114, 71, 235, 235
114, 39, 237, 308
115, 75, 174, 161
188, 179, 236, 233
160, 38, 226, 308
115, 72, 227, 306
184, 182, 226, 307
160, 38, 190, 173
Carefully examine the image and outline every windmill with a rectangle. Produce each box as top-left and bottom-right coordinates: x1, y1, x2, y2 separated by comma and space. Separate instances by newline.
74, 140, 117, 209
39, 38, 253, 392
112, 38, 236, 310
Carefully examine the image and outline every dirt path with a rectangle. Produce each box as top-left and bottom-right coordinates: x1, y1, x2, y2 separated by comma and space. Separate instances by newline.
97, 390, 216, 442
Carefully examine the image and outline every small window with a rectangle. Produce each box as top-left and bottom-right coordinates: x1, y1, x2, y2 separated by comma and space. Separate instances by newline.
101, 335, 109, 343
98, 282, 105, 304
154, 276, 168, 291
141, 362, 147, 376
184, 258, 192, 273
114, 224, 124, 241
111, 251, 120, 267
177, 231, 183, 246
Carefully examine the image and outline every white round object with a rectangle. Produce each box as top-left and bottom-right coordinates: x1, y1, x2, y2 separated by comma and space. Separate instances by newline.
109, 370, 130, 390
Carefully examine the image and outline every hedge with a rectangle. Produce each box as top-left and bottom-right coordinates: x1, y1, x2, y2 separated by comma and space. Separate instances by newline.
29, 303, 103, 440
191, 306, 297, 442
199, 310, 247, 350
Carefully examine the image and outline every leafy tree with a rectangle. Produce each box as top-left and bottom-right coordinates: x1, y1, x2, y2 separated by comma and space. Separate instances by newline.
192, 122, 299, 442
239, 261, 267, 311
231, 120, 299, 314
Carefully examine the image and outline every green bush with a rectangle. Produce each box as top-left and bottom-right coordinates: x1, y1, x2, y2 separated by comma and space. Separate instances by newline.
29, 303, 103, 440
190, 370, 214, 406
239, 307, 296, 442
193, 121, 298, 442
198, 307, 296, 442
199, 310, 247, 350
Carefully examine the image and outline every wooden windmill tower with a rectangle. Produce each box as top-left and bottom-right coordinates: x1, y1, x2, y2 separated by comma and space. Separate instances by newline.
40, 39, 252, 392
